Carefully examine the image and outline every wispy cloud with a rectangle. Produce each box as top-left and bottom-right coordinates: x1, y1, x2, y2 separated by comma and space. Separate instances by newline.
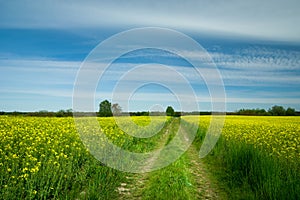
1, 1, 299, 112
212, 47, 300, 71
1, 44, 299, 92
1, 36, 299, 111
0, 59, 80, 94
0, 59, 80, 71
1, 0, 299, 41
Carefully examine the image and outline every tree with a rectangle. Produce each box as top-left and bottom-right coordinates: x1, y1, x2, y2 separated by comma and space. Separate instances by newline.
112, 103, 122, 116
56, 109, 66, 117
55, 109, 73, 117
286, 107, 296, 116
173, 111, 182, 117
237, 108, 269, 116
99, 100, 113, 117
268, 105, 286, 116
166, 106, 175, 116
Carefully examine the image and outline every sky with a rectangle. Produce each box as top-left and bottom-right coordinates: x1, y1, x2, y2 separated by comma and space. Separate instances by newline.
0, 0, 300, 112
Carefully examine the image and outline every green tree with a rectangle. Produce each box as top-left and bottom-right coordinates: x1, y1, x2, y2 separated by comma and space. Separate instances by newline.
268, 105, 286, 116
111, 103, 122, 116
99, 100, 113, 117
166, 106, 175, 116
56, 109, 66, 117
237, 108, 269, 116
286, 107, 296, 116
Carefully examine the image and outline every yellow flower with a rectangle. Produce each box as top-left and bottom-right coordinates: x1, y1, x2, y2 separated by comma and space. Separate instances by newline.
30, 166, 39, 173
22, 167, 28, 172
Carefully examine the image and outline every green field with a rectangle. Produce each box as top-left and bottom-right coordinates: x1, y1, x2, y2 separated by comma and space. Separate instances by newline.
0, 116, 299, 199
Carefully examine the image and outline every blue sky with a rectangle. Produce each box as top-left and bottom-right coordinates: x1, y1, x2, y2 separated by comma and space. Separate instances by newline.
0, 0, 299, 112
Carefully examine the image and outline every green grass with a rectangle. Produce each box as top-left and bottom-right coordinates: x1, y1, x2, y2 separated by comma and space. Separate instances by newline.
140, 118, 196, 200
141, 154, 194, 200
196, 130, 300, 200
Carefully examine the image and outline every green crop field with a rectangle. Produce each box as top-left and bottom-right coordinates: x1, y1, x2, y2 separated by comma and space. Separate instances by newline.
0, 115, 299, 199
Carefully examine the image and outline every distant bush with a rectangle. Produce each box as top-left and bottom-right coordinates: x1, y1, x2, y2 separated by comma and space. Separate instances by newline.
129, 111, 150, 116
173, 112, 182, 117
268, 105, 286, 116
237, 105, 298, 116
237, 108, 269, 116
286, 107, 296, 116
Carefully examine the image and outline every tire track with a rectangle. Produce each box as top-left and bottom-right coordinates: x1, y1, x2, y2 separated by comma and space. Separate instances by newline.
117, 119, 176, 199
181, 125, 227, 199
117, 119, 226, 199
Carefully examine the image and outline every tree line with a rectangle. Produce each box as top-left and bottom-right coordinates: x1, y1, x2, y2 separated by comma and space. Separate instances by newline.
0, 109, 73, 117
0, 101, 298, 117
98, 101, 298, 117
235, 105, 297, 116
98, 100, 181, 117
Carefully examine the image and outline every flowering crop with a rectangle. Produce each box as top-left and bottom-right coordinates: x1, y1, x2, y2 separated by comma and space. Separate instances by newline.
183, 115, 300, 199
0, 116, 89, 198
183, 115, 300, 160
184, 116, 300, 159
0, 115, 168, 199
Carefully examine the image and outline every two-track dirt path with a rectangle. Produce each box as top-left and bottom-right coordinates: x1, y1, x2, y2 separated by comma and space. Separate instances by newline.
117, 120, 174, 199
117, 118, 226, 199
185, 143, 225, 199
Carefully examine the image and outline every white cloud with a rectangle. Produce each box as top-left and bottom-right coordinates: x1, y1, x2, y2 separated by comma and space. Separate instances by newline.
1, 49, 299, 91
211, 48, 300, 71
1, 0, 299, 41
0, 59, 80, 87
225, 97, 300, 104
0, 88, 73, 98
1, 48, 299, 112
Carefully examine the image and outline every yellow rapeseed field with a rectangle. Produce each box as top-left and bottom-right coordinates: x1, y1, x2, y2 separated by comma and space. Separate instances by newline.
0, 116, 167, 198
1, 115, 299, 198
183, 115, 300, 160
